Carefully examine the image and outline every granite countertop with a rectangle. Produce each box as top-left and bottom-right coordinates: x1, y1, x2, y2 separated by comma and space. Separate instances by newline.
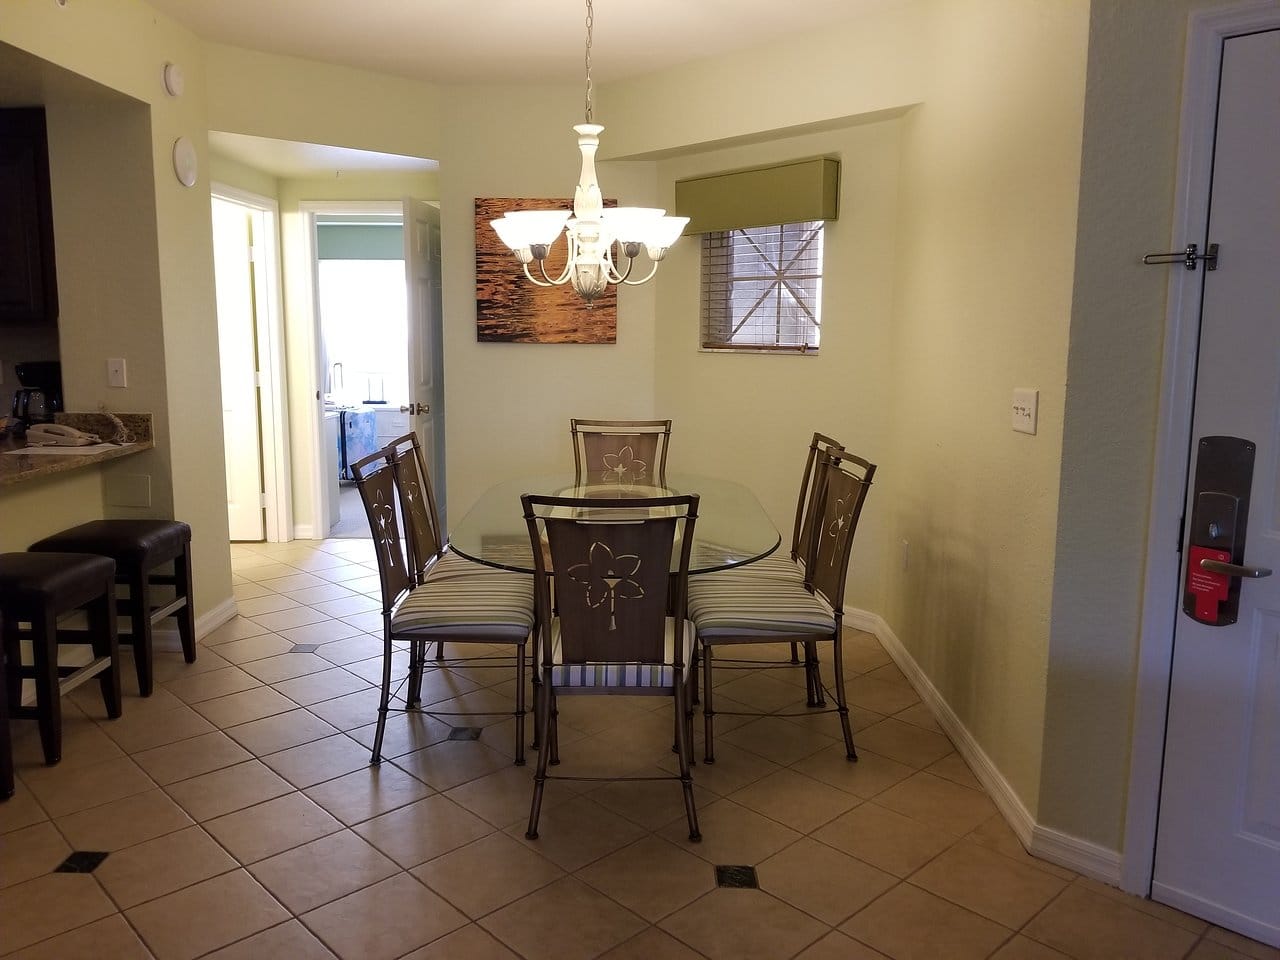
0, 413, 154, 487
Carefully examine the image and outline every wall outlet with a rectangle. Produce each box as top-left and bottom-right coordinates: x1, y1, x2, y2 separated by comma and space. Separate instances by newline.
1012, 388, 1038, 435
107, 358, 128, 388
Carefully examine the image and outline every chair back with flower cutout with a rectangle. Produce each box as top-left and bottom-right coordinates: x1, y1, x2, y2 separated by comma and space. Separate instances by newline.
793, 432, 845, 565
523, 494, 697, 667
570, 419, 672, 490
386, 433, 444, 583
805, 451, 875, 612
350, 448, 413, 613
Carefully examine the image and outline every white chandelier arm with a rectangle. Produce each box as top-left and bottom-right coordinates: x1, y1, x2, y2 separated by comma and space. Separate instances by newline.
536, 253, 575, 286
620, 260, 661, 286
520, 263, 558, 288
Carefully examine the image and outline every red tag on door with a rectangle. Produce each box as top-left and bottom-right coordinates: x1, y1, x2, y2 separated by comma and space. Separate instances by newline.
1187, 545, 1232, 622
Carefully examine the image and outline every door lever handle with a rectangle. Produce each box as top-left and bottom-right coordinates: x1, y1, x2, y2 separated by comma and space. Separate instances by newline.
1199, 558, 1273, 579
398, 402, 430, 416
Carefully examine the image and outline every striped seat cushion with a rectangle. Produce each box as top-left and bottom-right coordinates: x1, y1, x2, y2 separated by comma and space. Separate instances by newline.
425, 550, 514, 581
688, 577, 836, 638
700, 552, 805, 584
546, 618, 694, 689
391, 569, 534, 640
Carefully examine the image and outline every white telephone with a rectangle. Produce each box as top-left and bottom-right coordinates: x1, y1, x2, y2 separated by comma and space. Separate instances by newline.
25, 423, 101, 447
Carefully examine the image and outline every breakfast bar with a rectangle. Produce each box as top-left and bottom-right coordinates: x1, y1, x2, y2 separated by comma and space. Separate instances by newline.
0, 413, 154, 487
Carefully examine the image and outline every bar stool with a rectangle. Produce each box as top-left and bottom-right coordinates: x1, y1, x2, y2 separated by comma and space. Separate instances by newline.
30, 520, 196, 697
1, 640, 13, 799
0, 552, 122, 765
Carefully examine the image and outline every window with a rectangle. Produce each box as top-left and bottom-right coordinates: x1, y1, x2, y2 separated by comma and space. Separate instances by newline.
700, 220, 824, 353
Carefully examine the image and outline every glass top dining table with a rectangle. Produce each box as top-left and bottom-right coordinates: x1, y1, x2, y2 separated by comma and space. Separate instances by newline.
447, 472, 781, 575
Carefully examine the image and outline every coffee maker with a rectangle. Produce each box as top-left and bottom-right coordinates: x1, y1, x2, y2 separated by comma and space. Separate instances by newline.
12, 361, 64, 425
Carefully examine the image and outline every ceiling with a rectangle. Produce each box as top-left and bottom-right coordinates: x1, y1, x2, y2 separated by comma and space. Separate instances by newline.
145, 0, 889, 85
208, 131, 437, 178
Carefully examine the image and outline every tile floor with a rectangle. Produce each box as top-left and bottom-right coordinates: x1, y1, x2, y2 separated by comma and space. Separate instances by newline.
2, 537, 1278, 960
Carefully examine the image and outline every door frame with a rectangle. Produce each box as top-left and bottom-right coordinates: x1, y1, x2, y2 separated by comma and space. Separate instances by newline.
1123, 0, 1280, 896
210, 183, 292, 542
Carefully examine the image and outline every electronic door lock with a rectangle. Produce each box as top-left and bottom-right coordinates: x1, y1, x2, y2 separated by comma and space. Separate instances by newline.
1183, 436, 1257, 625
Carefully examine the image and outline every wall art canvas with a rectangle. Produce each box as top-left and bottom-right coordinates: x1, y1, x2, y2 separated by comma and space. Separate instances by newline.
475, 197, 617, 344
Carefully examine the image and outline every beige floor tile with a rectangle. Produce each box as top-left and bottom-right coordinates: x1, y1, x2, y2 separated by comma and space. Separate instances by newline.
413, 831, 564, 919
272, 667, 371, 706
598, 927, 708, 959
283, 550, 359, 573
443, 763, 579, 830
1205, 926, 1280, 960
256, 572, 329, 593
718, 715, 838, 766
163, 666, 261, 705
205, 792, 343, 864
240, 652, 336, 684
310, 594, 381, 618
1074, 875, 1211, 934
301, 872, 468, 960
0, 821, 71, 889
727, 768, 860, 833
657, 739, 782, 797
304, 762, 434, 826
340, 610, 386, 633
909, 839, 1070, 928
925, 750, 981, 788
19, 755, 155, 818
1022, 882, 1200, 960
481, 876, 646, 960
249, 829, 399, 913
0, 781, 49, 835
792, 744, 914, 799
314, 633, 386, 666
232, 580, 273, 601
94, 824, 238, 909
758, 836, 896, 925
874, 771, 997, 836
278, 619, 367, 645
966, 814, 1077, 881
0, 873, 118, 954
586, 773, 710, 832
510, 795, 648, 872
895, 702, 946, 734
394, 738, 515, 792
152, 648, 231, 685
54, 788, 193, 851
659, 797, 801, 866
844, 675, 921, 714
813, 802, 955, 877
354, 794, 494, 868
398, 924, 520, 960
201, 919, 337, 959
224, 708, 339, 756
164, 759, 294, 822
249, 606, 333, 633
4, 914, 152, 960
281, 582, 360, 606
346, 711, 452, 759
126, 869, 290, 960
233, 593, 301, 616
132, 731, 252, 786
712, 671, 807, 713
203, 616, 273, 645
990, 936, 1074, 959
660, 887, 827, 960
841, 883, 1011, 960
69, 681, 184, 723
312, 562, 377, 584
304, 686, 384, 730
577, 834, 717, 923
11, 712, 124, 771
99, 703, 216, 754
190, 685, 300, 727
854, 718, 953, 768
208, 632, 295, 666
794, 930, 890, 959
260, 732, 370, 788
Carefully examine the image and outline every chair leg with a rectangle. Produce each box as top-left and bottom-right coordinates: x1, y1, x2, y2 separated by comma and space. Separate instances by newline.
689, 642, 700, 706
806, 640, 826, 707
405, 639, 424, 709
832, 634, 857, 761
702, 642, 716, 765
790, 640, 801, 664
674, 677, 701, 842
89, 582, 122, 720
33, 611, 61, 765
174, 548, 197, 664
526, 684, 554, 839
435, 640, 445, 662
127, 569, 154, 697
548, 691, 560, 767
370, 628, 393, 764
513, 638, 526, 766
0, 644, 12, 801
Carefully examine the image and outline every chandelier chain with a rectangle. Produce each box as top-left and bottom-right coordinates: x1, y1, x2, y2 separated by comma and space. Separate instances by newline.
584, 0, 594, 122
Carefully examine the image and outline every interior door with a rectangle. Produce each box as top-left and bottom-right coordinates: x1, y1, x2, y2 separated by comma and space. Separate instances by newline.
403, 198, 446, 530
1153, 29, 1280, 947
212, 197, 265, 542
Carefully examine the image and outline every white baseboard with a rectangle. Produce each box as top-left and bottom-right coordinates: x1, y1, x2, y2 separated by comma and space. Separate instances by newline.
152, 597, 238, 650
293, 523, 318, 540
846, 608, 1122, 885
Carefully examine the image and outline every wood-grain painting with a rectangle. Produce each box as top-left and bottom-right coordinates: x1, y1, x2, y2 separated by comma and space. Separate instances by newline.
475, 197, 617, 344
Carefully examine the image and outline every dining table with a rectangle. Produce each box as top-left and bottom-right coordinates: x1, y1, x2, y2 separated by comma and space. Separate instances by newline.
448, 471, 781, 575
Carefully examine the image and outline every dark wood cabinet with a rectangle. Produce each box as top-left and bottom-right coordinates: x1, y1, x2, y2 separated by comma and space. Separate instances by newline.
0, 108, 58, 325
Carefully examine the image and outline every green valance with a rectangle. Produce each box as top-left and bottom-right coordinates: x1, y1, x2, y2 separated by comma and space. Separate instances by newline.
674, 157, 840, 234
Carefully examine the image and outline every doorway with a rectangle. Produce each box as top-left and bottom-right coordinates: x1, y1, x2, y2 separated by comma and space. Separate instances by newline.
1128, 10, 1280, 948
211, 186, 289, 543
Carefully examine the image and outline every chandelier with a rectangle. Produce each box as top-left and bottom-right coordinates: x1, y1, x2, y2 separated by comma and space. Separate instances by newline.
489, 0, 689, 303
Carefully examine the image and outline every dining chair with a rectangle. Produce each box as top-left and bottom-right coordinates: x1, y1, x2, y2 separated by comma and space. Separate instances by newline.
570, 418, 672, 488
688, 449, 875, 764
350, 447, 535, 765
521, 491, 701, 842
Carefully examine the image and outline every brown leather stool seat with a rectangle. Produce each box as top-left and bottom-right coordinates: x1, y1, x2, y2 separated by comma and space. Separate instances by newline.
0, 552, 122, 769
30, 520, 196, 697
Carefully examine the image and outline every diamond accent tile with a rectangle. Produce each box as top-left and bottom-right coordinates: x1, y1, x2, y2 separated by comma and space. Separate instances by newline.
55, 851, 110, 873
715, 864, 759, 888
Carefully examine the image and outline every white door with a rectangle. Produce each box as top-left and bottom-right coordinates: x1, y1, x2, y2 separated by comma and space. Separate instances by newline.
1153, 29, 1280, 947
403, 198, 446, 530
212, 198, 265, 542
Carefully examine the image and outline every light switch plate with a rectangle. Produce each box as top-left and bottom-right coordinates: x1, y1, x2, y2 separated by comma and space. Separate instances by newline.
107, 358, 127, 388
1013, 388, 1038, 435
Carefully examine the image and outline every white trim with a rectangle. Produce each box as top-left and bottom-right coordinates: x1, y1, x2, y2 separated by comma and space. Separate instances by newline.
1152, 882, 1280, 948
1124, 0, 1280, 897
152, 597, 238, 650
848, 608, 1121, 883
292, 522, 317, 541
